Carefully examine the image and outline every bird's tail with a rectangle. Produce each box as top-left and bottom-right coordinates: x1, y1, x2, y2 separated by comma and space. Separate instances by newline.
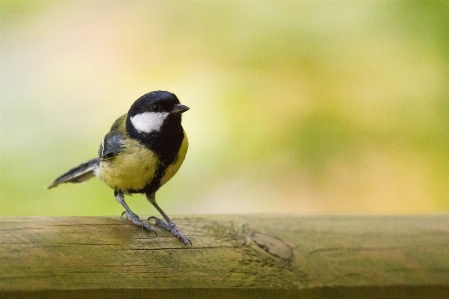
47, 158, 100, 189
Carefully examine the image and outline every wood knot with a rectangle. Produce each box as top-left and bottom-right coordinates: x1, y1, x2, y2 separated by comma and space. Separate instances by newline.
251, 233, 293, 260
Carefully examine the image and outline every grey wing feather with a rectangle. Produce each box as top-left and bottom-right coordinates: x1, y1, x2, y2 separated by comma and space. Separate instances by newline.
49, 116, 125, 189
47, 158, 100, 189
99, 134, 124, 160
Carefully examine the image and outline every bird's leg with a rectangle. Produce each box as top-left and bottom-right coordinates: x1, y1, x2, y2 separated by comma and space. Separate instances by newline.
146, 193, 192, 247
114, 191, 156, 234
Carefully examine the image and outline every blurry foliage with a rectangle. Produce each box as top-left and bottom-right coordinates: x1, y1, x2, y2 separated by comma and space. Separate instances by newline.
1, 1, 449, 215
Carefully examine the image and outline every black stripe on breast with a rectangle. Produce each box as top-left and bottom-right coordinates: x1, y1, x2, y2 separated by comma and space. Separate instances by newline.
127, 160, 169, 195
125, 114, 184, 195
126, 114, 184, 167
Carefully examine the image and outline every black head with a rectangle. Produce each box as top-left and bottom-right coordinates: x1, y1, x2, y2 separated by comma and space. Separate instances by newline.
128, 91, 188, 117
126, 91, 189, 135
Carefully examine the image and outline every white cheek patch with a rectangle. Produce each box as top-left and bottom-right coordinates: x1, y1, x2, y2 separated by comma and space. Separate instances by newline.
130, 112, 169, 133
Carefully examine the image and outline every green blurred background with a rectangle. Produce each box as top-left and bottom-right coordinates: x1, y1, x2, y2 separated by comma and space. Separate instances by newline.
1, 1, 449, 216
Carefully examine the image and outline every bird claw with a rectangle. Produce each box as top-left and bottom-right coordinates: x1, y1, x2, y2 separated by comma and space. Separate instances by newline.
148, 216, 171, 230
148, 216, 192, 247
122, 211, 157, 236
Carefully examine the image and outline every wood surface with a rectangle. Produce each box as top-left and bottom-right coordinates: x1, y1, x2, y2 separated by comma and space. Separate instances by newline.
0, 215, 448, 298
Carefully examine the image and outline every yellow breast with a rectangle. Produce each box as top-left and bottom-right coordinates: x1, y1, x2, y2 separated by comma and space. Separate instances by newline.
99, 138, 158, 193
99, 133, 188, 194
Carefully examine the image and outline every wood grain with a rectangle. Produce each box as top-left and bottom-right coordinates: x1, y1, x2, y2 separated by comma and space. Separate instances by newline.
1, 215, 448, 298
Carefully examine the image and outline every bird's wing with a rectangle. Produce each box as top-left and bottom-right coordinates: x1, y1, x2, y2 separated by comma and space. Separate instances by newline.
99, 134, 124, 160
98, 114, 127, 160
48, 114, 128, 189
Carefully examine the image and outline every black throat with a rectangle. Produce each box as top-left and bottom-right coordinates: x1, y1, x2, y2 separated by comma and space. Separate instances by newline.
125, 113, 184, 168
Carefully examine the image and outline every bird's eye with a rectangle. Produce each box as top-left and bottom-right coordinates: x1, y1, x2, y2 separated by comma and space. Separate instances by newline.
151, 104, 159, 112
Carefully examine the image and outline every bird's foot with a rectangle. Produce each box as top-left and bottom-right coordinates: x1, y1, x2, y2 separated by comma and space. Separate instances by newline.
148, 216, 192, 247
121, 211, 157, 236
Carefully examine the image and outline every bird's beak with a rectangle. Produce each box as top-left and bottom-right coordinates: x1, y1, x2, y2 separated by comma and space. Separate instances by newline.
171, 104, 190, 114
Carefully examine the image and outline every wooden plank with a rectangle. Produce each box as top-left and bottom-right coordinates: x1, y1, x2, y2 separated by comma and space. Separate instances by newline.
0, 215, 448, 298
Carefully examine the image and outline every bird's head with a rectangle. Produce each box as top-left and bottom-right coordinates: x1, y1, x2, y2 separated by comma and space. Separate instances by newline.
127, 91, 189, 135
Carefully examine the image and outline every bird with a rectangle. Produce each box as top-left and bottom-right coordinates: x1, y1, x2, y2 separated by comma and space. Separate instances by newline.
48, 90, 191, 247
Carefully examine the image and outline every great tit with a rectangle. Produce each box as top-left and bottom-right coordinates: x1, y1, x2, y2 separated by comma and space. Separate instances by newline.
48, 91, 191, 247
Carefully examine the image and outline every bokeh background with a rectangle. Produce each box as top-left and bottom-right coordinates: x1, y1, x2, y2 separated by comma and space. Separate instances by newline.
1, 1, 449, 216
